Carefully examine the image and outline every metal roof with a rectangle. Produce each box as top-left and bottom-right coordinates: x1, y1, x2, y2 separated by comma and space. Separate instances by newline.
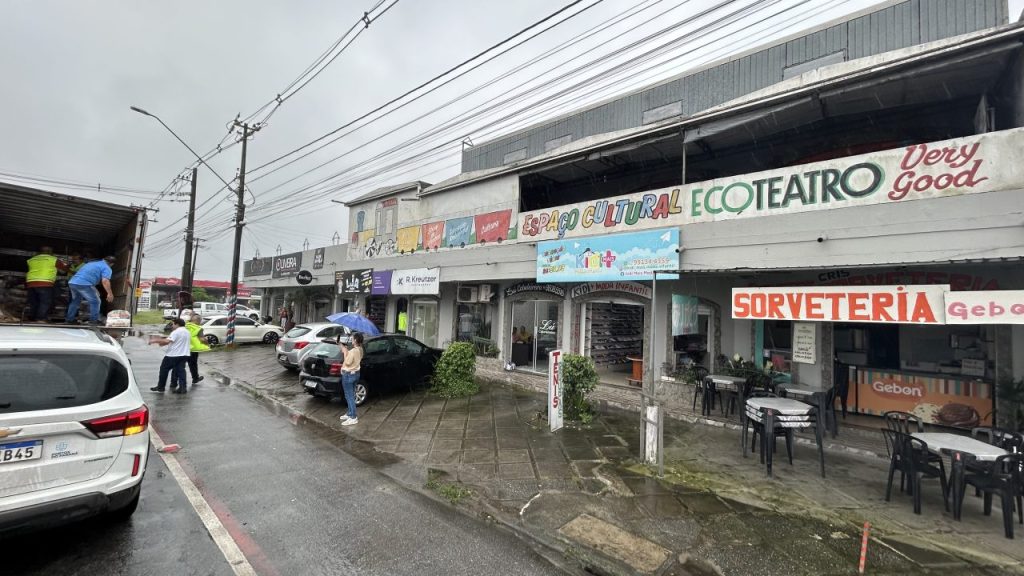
0, 181, 142, 243
341, 180, 431, 207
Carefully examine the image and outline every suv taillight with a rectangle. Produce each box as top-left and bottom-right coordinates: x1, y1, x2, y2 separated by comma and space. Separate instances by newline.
329, 363, 342, 376
83, 405, 150, 438
293, 341, 310, 350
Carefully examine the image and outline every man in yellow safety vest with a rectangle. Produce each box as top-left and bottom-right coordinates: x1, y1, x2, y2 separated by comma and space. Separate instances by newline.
25, 246, 67, 322
397, 311, 408, 334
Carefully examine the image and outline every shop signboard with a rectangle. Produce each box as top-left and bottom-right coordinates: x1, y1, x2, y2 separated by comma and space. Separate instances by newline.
421, 221, 445, 250
371, 270, 392, 295
548, 349, 563, 432
296, 270, 313, 285
272, 252, 302, 278
672, 294, 699, 335
854, 368, 993, 428
504, 282, 565, 298
444, 217, 473, 247
337, 269, 372, 295
792, 322, 816, 364
944, 290, 1024, 324
312, 248, 325, 270
396, 226, 420, 253
474, 210, 512, 243
570, 281, 652, 300
536, 229, 679, 283
244, 257, 273, 277
391, 267, 440, 295
731, 285, 948, 324
518, 128, 1024, 242
138, 280, 152, 309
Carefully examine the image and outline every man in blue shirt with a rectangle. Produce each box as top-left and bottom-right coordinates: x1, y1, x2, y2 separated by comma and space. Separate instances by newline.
65, 255, 115, 325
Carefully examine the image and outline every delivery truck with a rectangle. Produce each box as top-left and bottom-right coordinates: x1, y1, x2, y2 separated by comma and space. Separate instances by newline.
0, 181, 147, 326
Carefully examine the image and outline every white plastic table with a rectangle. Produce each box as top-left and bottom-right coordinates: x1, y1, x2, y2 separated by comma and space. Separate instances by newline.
746, 397, 812, 415
701, 374, 746, 416
912, 432, 1008, 521
743, 397, 825, 477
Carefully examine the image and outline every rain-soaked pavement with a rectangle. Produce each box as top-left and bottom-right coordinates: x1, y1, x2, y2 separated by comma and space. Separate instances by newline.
3, 333, 566, 576
194, 339, 1024, 576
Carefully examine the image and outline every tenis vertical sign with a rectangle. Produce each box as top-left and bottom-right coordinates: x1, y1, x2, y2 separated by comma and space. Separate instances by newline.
548, 349, 563, 432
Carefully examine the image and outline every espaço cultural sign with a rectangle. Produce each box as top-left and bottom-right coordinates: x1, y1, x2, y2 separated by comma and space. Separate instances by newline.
518, 128, 1023, 241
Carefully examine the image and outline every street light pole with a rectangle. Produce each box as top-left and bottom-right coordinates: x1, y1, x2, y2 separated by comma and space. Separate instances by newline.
226, 122, 255, 347
129, 106, 234, 191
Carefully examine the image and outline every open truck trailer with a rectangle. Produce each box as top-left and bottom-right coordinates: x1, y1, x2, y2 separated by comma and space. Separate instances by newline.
0, 181, 147, 333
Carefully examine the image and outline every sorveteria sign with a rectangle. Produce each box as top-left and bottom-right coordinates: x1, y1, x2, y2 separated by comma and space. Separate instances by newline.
518, 128, 1021, 241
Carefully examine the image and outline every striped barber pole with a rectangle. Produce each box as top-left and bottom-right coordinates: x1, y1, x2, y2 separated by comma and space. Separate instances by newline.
226, 296, 237, 345
858, 522, 870, 573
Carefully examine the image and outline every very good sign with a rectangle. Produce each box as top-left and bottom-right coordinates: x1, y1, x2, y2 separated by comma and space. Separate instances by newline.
518, 128, 1024, 241
732, 285, 948, 324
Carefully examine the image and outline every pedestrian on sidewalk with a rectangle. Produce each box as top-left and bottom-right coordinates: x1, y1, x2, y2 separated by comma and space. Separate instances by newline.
339, 332, 364, 426
65, 255, 115, 325
185, 312, 210, 386
149, 317, 191, 394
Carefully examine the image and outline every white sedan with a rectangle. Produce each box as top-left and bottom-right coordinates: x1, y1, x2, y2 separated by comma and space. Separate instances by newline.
201, 315, 283, 345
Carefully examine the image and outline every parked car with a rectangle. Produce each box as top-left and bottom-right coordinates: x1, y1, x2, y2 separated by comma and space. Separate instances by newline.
162, 301, 260, 321
300, 334, 441, 405
276, 323, 352, 371
201, 315, 283, 345
0, 325, 150, 537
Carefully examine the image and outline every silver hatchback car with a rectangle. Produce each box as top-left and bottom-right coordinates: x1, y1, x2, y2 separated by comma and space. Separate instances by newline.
275, 323, 351, 371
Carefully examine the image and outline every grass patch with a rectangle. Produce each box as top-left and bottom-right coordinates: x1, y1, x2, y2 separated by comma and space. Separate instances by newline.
133, 310, 166, 325
425, 470, 471, 504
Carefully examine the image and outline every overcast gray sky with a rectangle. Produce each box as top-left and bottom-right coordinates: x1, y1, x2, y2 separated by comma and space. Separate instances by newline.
2, 0, 1019, 281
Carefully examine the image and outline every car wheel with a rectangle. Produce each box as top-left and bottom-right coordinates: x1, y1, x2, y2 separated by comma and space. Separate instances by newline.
354, 382, 367, 406
263, 332, 280, 344
206, 334, 219, 346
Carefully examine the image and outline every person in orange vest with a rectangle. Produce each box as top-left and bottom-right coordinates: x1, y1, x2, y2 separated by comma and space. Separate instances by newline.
25, 246, 67, 322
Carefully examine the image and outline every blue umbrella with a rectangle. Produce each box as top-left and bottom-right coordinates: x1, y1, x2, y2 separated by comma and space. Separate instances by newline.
326, 312, 381, 336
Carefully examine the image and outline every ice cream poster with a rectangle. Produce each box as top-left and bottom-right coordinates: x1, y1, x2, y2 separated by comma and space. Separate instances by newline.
536, 228, 679, 283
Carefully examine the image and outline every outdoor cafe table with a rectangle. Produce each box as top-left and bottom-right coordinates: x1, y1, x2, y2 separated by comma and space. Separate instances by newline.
778, 384, 838, 438
742, 397, 825, 478
912, 432, 1008, 521
702, 374, 746, 416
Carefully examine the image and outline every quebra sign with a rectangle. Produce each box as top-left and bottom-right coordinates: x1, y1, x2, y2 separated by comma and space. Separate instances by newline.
518, 128, 1024, 241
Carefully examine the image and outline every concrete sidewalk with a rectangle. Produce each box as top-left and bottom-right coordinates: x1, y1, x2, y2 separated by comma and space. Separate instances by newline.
195, 344, 1022, 576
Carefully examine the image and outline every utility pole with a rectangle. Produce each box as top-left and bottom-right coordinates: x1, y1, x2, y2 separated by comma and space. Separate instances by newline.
190, 238, 204, 286
227, 122, 256, 347
181, 167, 197, 292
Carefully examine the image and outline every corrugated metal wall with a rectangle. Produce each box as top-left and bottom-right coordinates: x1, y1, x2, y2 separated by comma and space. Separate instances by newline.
461, 0, 1008, 173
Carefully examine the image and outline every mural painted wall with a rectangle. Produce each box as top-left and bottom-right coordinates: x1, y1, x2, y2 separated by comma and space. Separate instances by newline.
346, 174, 519, 262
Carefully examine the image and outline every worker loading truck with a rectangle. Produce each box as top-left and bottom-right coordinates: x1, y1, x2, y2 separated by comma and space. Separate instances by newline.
0, 182, 147, 327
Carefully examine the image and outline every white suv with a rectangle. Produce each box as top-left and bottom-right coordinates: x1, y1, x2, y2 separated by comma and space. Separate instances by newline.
0, 326, 150, 537
163, 301, 260, 321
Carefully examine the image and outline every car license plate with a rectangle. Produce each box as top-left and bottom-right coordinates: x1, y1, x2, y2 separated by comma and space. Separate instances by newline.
0, 440, 43, 464
303, 379, 318, 389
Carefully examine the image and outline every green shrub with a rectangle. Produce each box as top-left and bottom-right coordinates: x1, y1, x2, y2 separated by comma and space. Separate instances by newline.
431, 341, 479, 398
562, 354, 598, 421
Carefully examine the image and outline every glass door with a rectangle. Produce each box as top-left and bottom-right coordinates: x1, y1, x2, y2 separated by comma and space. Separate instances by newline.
411, 300, 438, 348
509, 300, 560, 372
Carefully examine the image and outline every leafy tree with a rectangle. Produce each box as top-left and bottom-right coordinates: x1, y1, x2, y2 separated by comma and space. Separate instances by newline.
190, 287, 214, 302
561, 354, 598, 422
431, 342, 478, 398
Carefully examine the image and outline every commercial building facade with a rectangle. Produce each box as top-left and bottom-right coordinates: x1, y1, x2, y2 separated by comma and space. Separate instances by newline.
264, 0, 1024, 427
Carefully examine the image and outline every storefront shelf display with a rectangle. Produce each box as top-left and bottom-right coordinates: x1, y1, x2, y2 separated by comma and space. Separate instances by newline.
584, 303, 643, 368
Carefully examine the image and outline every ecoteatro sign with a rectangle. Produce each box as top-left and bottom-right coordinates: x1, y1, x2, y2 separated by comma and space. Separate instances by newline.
518, 128, 1024, 241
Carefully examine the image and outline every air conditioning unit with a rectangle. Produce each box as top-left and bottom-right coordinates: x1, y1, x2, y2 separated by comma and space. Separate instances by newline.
457, 285, 478, 303
478, 284, 493, 302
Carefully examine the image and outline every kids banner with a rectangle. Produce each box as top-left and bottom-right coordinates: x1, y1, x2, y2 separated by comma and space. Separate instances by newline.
536, 228, 679, 283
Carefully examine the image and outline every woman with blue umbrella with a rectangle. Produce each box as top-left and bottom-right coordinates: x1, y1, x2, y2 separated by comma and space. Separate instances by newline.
326, 311, 381, 336
338, 332, 364, 426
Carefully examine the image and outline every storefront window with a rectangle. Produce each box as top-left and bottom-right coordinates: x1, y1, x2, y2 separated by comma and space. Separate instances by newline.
455, 302, 493, 353
510, 300, 560, 372
674, 305, 713, 369
764, 320, 792, 372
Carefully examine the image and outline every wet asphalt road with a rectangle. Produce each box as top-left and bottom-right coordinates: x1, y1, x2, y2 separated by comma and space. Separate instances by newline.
4, 337, 563, 576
